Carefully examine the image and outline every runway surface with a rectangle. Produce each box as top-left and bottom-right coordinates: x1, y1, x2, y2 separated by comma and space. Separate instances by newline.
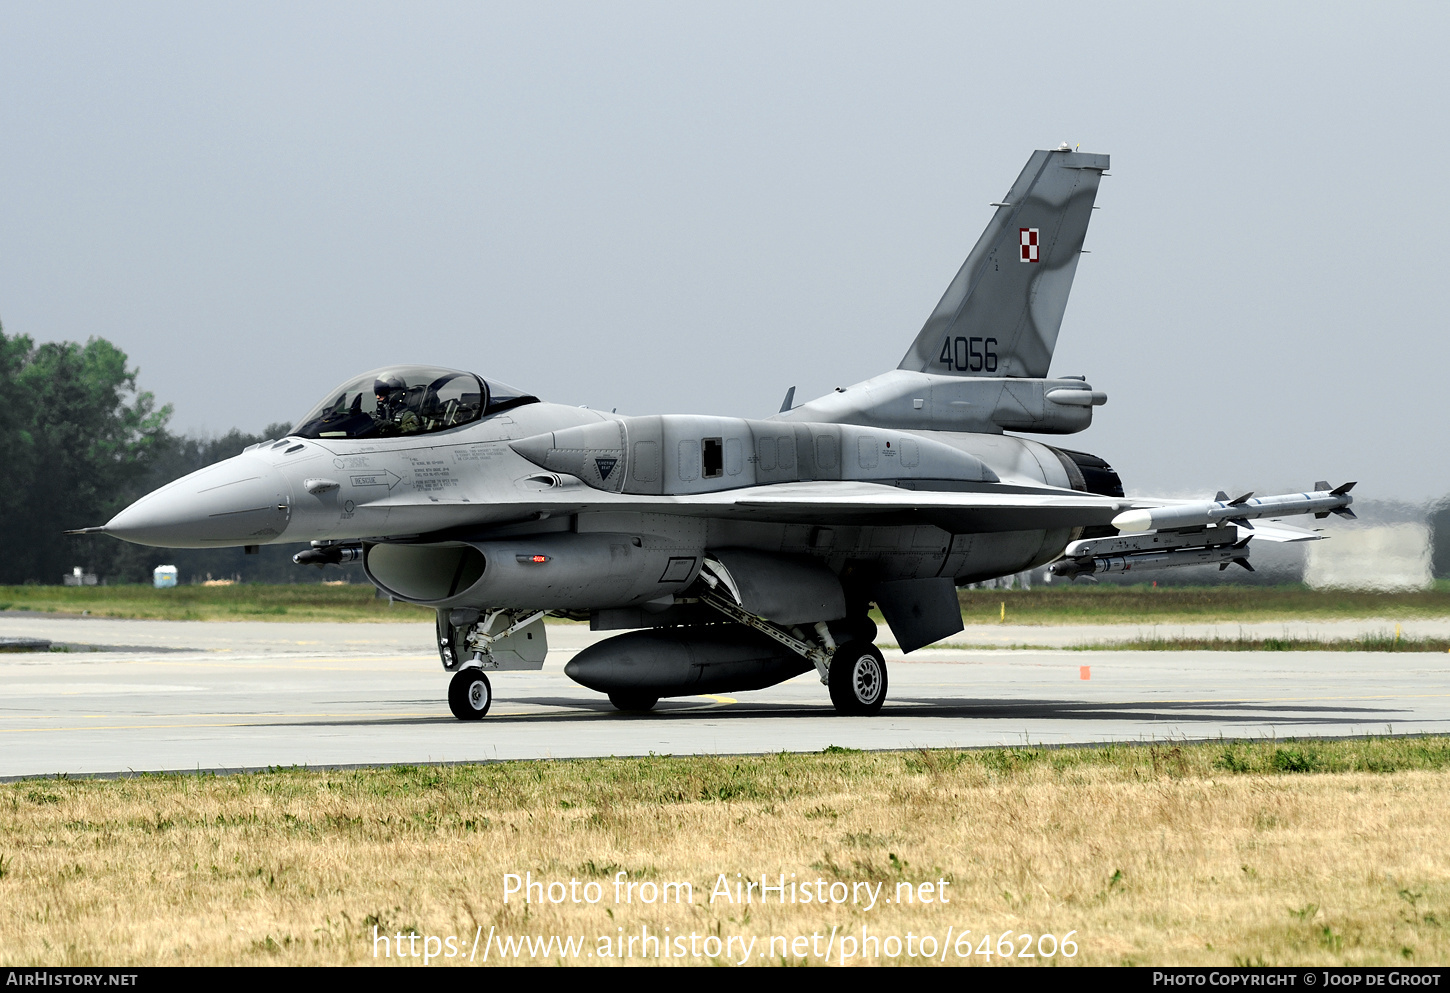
2, 614, 1448, 778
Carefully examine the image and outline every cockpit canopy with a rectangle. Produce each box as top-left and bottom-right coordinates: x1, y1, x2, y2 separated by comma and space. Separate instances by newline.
291, 366, 537, 441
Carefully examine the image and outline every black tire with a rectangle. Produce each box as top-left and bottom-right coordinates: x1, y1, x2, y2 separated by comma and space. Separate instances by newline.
448, 668, 492, 720
608, 692, 659, 712
828, 641, 887, 716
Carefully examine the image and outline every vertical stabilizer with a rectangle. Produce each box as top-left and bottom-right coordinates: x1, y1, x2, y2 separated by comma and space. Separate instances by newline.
899, 148, 1108, 379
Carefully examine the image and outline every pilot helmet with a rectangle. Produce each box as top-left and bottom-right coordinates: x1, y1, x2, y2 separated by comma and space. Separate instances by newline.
373, 374, 407, 404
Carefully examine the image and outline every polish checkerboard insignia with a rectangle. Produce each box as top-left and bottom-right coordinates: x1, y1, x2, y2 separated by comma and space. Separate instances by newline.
1019, 228, 1039, 263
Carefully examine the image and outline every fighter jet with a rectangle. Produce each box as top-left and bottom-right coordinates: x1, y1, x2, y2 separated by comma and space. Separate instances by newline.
76, 146, 1354, 720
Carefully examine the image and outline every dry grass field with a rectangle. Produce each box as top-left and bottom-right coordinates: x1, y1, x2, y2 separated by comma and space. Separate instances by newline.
3, 738, 1449, 967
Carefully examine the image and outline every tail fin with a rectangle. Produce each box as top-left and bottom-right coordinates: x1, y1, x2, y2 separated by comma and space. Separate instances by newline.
899, 147, 1108, 379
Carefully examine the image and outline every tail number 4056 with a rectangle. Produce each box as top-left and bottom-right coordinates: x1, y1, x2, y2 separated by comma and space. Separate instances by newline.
939, 336, 998, 373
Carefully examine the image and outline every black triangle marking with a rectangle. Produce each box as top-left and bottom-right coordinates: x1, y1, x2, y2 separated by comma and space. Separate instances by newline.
595, 457, 618, 480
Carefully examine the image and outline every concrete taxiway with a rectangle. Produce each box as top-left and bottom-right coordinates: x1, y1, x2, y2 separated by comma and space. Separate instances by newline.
2, 615, 1447, 778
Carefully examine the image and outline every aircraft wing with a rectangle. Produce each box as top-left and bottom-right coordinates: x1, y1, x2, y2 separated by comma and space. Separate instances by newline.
361, 480, 1137, 536
683, 480, 1132, 530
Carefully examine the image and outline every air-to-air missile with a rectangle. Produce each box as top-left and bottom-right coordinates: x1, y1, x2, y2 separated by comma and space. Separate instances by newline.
1109, 482, 1355, 533
1051, 482, 1354, 579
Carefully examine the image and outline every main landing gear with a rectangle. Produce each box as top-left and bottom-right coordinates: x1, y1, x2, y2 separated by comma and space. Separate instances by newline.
695, 581, 889, 716
827, 640, 888, 716
608, 692, 659, 712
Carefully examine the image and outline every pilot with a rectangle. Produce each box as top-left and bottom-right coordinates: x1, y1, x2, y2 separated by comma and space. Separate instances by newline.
373, 374, 421, 434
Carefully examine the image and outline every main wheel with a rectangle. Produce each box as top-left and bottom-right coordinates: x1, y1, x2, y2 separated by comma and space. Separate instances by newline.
828, 641, 887, 716
448, 668, 492, 720
608, 692, 659, 712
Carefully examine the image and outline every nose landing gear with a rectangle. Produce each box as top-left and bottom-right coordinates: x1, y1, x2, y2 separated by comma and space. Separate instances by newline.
448, 668, 492, 720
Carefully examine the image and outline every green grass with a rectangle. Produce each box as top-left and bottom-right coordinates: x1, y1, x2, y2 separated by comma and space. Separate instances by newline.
0, 584, 433, 622
12, 734, 1450, 795
1064, 634, 1450, 652
961, 582, 1450, 626
2, 581, 1449, 626
889, 635, 1450, 653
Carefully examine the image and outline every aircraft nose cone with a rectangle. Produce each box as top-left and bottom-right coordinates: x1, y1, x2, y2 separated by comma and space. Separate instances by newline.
106, 455, 293, 548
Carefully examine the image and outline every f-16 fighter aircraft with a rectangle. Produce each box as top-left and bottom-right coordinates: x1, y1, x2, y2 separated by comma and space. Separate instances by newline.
77, 146, 1354, 720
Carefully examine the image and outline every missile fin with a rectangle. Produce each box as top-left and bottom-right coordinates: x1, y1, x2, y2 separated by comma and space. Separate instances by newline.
1214, 490, 1229, 502
1314, 480, 1331, 491
1234, 557, 1254, 572
1315, 512, 1330, 519
1230, 518, 1254, 530
1330, 481, 1357, 496
1332, 507, 1358, 519
1229, 491, 1254, 506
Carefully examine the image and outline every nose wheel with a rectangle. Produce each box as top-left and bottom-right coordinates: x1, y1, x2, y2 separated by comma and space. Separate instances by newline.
448, 668, 493, 720
828, 641, 887, 715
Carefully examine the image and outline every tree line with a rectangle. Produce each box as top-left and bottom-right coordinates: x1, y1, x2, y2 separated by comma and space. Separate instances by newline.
0, 325, 320, 585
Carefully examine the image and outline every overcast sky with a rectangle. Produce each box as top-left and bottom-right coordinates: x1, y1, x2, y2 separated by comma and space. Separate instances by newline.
2, 2, 1446, 501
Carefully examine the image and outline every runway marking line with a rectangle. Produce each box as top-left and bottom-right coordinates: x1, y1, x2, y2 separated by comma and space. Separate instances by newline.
49, 657, 434, 672
0, 695, 741, 732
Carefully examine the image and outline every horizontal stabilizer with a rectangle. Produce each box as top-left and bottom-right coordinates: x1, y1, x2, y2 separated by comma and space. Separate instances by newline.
1240, 521, 1322, 543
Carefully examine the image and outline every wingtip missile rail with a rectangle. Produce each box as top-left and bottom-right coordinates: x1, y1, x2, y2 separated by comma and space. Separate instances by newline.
1109, 482, 1355, 534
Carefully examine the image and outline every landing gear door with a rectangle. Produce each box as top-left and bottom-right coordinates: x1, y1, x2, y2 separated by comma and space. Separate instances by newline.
487, 614, 548, 670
